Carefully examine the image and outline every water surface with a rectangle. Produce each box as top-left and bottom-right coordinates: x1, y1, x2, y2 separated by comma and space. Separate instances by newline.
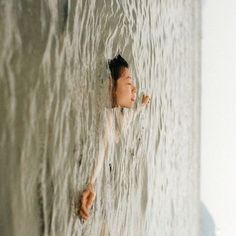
0, 0, 200, 235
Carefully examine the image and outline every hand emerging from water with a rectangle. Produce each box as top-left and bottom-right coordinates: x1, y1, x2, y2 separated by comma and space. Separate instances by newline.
79, 183, 96, 221
141, 94, 151, 106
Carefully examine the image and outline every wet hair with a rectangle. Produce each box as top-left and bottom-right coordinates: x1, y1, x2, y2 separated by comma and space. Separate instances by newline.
107, 54, 129, 108
108, 54, 129, 81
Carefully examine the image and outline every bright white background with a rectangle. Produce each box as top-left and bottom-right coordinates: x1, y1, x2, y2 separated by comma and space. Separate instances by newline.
201, 0, 236, 235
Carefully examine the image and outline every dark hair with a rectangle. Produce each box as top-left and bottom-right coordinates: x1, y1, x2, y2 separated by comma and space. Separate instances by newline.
107, 54, 129, 108
108, 54, 129, 81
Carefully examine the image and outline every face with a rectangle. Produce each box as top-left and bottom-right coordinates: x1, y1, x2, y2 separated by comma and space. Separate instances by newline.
114, 68, 137, 108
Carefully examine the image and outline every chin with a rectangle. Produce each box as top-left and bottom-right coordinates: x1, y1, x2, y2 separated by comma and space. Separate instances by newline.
119, 101, 135, 108
125, 103, 134, 108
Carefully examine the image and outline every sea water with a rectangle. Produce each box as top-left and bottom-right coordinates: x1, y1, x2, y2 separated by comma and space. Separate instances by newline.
0, 0, 200, 235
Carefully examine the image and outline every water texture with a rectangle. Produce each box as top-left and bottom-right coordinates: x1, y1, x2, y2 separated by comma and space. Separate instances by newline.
0, 0, 200, 235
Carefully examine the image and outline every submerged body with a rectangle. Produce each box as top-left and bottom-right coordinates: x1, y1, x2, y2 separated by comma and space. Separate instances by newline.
78, 55, 150, 221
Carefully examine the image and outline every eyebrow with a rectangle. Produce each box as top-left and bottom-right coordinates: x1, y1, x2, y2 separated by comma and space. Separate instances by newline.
126, 76, 132, 79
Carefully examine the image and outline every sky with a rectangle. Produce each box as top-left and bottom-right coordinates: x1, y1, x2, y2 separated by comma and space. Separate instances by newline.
201, 0, 236, 235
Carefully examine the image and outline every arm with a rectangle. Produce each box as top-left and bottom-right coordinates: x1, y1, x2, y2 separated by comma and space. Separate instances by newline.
88, 109, 110, 185
88, 129, 109, 185
79, 111, 110, 221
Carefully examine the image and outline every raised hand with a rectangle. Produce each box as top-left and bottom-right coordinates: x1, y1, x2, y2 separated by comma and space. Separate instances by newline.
141, 94, 151, 106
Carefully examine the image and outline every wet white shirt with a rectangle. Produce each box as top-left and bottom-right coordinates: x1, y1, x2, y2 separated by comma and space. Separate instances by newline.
89, 104, 145, 185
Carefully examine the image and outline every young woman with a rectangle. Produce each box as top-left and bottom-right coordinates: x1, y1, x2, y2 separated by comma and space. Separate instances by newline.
78, 54, 150, 221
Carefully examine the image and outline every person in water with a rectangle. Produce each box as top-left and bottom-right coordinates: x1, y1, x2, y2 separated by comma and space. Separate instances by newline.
78, 54, 150, 221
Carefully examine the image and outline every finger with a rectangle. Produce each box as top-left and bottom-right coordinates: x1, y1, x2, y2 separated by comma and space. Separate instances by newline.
142, 96, 147, 102
79, 209, 88, 220
86, 192, 96, 209
81, 196, 90, 217
79, 209, 89, 220
80, 206, 89, 219
86, 202, 93, 209
80, 202, 90, 217
86, 201, 93, 209
81, 190, 90, 205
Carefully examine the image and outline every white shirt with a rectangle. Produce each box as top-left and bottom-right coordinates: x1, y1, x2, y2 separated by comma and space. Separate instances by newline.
89, 104, 145, 185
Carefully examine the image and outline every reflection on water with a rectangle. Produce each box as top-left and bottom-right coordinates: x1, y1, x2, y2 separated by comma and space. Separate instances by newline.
0, 0, 200, 235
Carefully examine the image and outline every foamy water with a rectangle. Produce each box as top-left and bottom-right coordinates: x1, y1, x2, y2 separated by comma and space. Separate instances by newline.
0, 0, 200, 235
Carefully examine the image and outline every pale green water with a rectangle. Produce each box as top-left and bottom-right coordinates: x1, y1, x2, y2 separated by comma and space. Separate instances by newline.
0, 0, 200, 235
